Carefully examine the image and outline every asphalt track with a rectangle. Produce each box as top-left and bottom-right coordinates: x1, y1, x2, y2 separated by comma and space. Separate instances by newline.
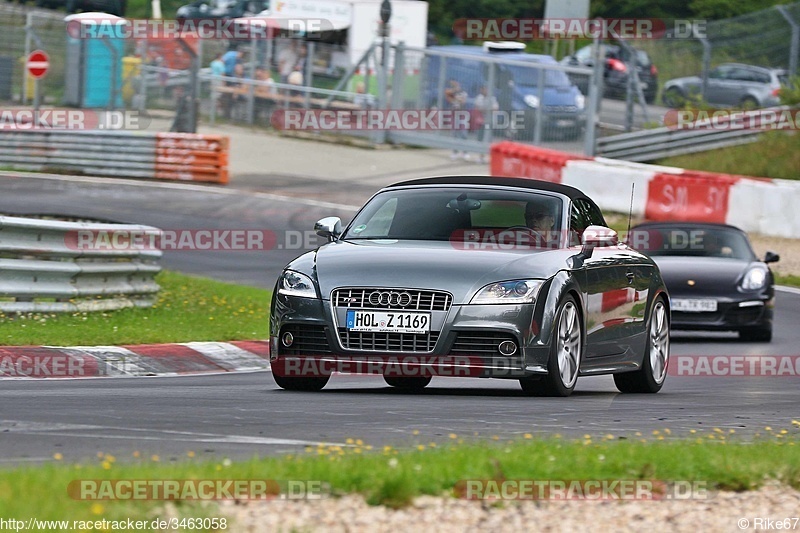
1, 173, 798, 464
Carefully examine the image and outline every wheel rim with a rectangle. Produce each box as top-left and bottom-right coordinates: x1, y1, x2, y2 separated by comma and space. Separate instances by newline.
649, 301, 669, 384
556, 301, 581, 388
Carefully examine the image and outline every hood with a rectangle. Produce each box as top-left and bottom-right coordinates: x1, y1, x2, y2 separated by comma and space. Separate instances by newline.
310, 240, 573, 304
515, 84, 581, 109
652, 256, 754, 296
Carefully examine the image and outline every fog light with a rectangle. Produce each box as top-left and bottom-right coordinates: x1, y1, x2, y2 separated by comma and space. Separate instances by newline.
281, 332, 294, 347
498, 340, 517, 356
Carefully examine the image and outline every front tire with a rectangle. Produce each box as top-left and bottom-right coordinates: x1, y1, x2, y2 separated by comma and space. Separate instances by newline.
520, 295, 583, 397
273, 374, 329, 391
614, 297, 669, 393
384, 376, 431, 391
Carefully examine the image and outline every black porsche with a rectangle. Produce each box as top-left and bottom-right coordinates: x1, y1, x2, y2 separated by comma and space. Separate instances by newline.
630, 222, 779, 342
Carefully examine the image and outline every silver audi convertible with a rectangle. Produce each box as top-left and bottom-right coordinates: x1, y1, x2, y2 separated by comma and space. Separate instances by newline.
270, 177, 671, 397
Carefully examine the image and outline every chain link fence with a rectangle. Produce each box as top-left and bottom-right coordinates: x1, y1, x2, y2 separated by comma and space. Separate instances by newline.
637, 2, 800, 105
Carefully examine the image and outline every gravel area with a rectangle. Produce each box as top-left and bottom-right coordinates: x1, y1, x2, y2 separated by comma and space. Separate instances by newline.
220, 484, 800, 532
750, 234, 800, 278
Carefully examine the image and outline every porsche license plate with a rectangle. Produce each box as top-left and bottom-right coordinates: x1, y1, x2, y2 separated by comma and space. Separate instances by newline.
672, 299, 718, 312
346, 310, 431, 334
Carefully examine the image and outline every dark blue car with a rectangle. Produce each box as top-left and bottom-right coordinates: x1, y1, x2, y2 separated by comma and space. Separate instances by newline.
422, 44, 587, 140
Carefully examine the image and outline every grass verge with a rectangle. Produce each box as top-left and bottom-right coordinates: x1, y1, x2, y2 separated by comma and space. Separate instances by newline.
0, 271, 270, 346
1, 436, 799, 525
776, 274, 800, 288
656, 131, 800, 181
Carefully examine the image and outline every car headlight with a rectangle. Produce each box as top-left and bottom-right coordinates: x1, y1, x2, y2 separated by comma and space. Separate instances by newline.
575, 94, 585, 109
523, 94, 540, 108
278, 270, 317, 298
470, 280, 544, 305
741, 268, 767, 290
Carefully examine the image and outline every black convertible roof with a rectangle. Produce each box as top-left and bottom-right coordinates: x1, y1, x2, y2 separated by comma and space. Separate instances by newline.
386, 176, 589, 200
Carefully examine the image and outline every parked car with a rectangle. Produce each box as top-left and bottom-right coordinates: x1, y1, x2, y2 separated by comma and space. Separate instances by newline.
630, 222, 778, 342
662, 63, 788, 108
561, 44, 658, 104
422, 43, 586, 141
176, 0, 265, 20
32, 0, 126, 16
270, 176, 671, 396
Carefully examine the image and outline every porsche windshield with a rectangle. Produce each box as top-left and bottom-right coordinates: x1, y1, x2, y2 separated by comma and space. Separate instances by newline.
342, 188, 564, 243
631, 226, 755, 260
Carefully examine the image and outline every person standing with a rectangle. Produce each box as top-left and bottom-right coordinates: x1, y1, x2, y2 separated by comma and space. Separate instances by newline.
472, 85, 499, 163
444, 79, 468, 160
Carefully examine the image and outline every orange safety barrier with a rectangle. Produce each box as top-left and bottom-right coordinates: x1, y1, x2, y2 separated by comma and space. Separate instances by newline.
154, 133, 229, 184
489, 141, 589, 183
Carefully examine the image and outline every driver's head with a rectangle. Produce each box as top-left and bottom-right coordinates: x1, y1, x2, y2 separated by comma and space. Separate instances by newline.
525, 201, 555, 231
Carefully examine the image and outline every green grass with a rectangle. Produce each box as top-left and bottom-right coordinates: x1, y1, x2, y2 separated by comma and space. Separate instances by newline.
1, 436, 799, 526
776, 274, 800, 288
656, 131, 800, 181
0, 271, 270, 346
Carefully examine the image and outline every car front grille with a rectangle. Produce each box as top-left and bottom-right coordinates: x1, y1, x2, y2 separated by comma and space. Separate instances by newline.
337, 329, 440, 352
449, 331, 517, 355
332, 288, 452, 311
724, 306, 765, 325
545, 105, 578, 113
279, 324, 331, 355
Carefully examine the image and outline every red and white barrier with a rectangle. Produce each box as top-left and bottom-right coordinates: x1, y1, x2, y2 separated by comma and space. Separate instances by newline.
490, 141, 800, 238
0, 341, 269, 378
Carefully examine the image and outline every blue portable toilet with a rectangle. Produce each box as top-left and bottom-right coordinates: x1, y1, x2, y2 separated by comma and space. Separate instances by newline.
64, 12, 125, 108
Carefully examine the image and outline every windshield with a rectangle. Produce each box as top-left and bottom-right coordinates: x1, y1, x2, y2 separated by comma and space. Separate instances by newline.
342, 187, 564, 245
630, 226, 755, 260
505, 65, 572, 88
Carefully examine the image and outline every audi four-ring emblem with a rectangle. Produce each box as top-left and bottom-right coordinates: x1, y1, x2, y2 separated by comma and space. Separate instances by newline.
368, 291, 413, 307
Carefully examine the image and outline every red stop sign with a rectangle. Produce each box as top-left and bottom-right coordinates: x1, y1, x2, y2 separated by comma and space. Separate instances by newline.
27, 50, 50, 79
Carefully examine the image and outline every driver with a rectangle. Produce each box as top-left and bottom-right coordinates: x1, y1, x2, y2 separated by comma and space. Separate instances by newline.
524, 201, 558, 248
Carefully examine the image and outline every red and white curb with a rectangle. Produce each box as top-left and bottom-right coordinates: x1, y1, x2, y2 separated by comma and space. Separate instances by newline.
490, 142, 800, 238
0, 341, 270, 379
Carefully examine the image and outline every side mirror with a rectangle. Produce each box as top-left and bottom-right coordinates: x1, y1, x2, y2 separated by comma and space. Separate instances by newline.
764, 250, 780, 263
314, 216, 342, 241
581, 225, 618, 257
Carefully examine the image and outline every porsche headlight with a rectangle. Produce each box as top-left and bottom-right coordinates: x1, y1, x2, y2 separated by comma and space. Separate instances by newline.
575, 94, 585, 109
470, 280, 544, 304
278, 270, 317, 298
741, 268, 767, 290
524, 94, 540, 108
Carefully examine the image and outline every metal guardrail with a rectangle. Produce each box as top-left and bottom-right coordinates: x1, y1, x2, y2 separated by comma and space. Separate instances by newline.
595, 106, 791, 162
0, 215, 162, 313
0, 129, 229, 183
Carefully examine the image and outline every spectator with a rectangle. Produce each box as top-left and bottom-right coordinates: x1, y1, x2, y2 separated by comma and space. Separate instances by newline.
222, 48, 242, 77
278, 42, 299, 83
353, 81, 375, 108
210, 53, 225, 78
254, 66, 276, 121
444, 79, 468, 160
472, 85, 499, 163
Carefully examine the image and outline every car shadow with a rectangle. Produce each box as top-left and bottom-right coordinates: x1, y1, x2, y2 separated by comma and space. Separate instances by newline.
269, 385, 617, 398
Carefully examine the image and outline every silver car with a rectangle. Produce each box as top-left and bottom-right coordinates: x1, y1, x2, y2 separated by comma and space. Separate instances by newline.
663, 63, 787, 108
269, 177, 671, 397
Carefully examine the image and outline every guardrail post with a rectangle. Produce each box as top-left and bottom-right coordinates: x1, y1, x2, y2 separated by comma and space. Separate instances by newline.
583, 34, 603, 156
777, 5, 799, 78
700, 37, 711, 102
533, 67, 544, 144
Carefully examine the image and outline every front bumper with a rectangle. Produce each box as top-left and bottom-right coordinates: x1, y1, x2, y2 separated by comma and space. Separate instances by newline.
270, 293, 552, 379
670, 295, 773, 331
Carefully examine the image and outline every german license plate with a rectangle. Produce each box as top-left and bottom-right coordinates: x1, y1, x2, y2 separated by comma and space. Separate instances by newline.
346, 310, 431, 334
672, 299, 717, 312
556, 119, 574, 127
